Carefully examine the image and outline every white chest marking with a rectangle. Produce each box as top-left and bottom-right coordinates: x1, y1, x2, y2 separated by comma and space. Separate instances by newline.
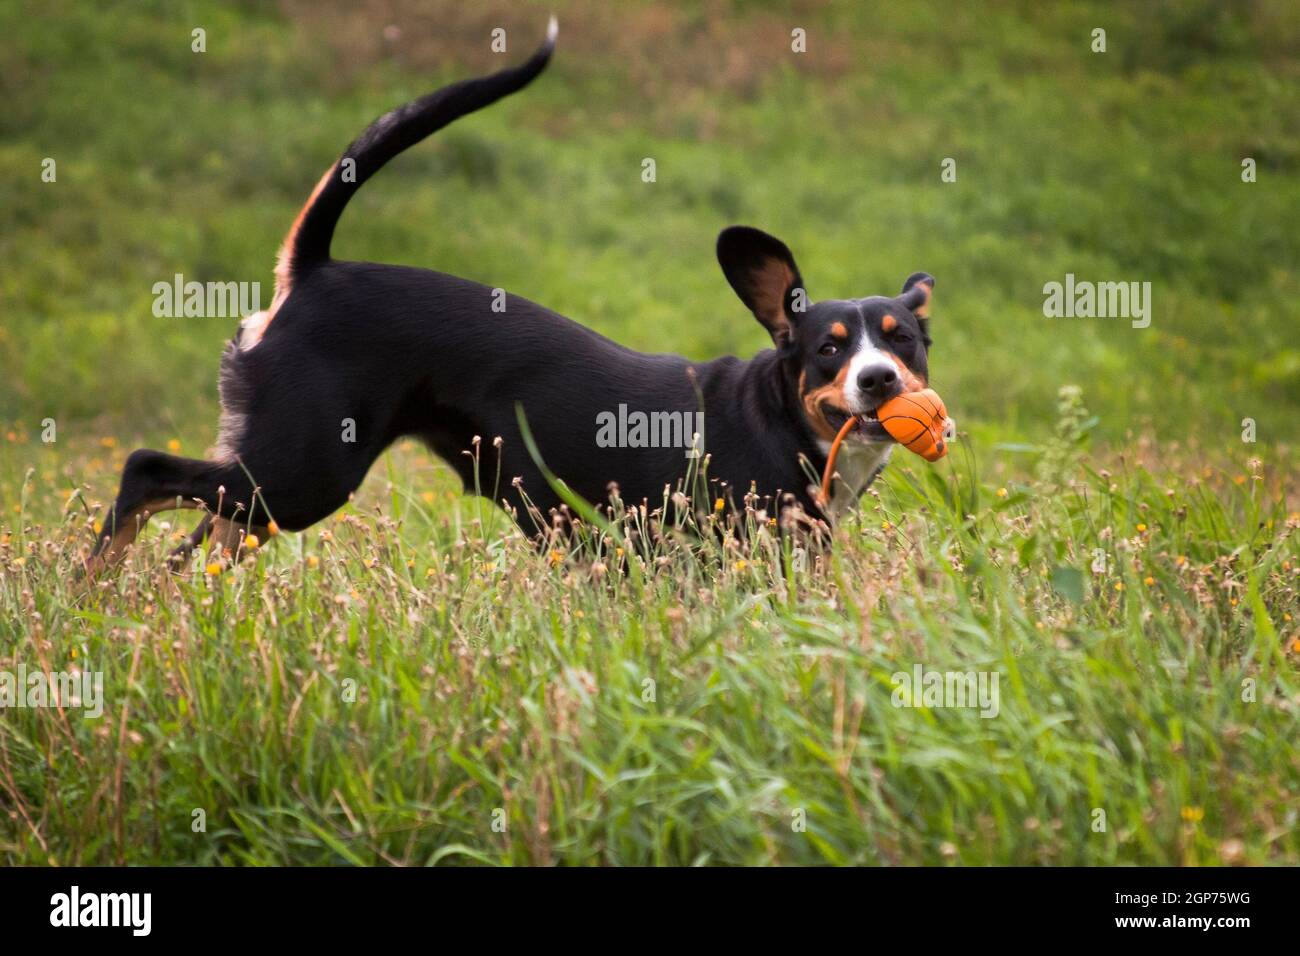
817, 439, 893, 516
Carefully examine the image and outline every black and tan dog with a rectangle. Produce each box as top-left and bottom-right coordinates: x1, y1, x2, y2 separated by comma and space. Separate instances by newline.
88, 20, 936, 572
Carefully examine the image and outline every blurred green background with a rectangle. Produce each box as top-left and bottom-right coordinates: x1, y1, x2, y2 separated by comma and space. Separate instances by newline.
3, 0, 1299, 451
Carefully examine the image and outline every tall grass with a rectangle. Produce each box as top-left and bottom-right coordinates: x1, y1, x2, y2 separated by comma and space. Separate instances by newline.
1, 389, 1296, 864
1, 1, 1297, 865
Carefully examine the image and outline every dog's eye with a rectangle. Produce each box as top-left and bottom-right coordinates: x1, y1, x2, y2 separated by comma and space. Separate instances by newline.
819, 343, 839, 357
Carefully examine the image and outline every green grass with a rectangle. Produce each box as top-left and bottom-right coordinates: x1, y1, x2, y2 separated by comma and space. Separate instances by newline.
4, 0, 1299, 437
1, 1, 1298, 864
1, 395, 1297, 865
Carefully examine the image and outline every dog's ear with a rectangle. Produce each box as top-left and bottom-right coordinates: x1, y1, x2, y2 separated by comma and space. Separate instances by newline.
717, 226, 807, 346
898, 272, 934, 345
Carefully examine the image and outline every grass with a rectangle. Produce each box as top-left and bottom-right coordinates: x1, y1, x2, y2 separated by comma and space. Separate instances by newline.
2, 391, 1297, 865
5, 0, 1299, 437
1, 0, 1298, 864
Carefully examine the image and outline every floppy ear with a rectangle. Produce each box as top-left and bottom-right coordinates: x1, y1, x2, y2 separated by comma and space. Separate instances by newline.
898, 272, 934, 344
717, 226, 807, 346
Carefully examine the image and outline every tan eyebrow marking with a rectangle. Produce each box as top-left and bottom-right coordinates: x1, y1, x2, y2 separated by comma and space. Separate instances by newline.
829, 322, 849, 338
881, 314, 898, 334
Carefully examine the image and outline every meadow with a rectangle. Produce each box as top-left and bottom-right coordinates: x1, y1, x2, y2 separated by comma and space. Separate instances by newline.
0, 0, 1297, 865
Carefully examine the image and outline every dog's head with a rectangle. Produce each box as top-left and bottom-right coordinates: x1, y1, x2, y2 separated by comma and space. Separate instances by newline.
717, 225, 933, 446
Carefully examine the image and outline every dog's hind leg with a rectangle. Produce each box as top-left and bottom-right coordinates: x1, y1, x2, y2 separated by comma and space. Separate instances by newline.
167, 513, 273, 570
206, 515, 270, 556
167, 515, 214, 569
86, 450, 254, 575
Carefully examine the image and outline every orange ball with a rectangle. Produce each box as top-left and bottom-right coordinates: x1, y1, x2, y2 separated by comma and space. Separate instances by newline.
876, 388, 950, 461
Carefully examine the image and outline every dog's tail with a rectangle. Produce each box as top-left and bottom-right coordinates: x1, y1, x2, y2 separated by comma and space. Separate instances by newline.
276, 17, 557, 289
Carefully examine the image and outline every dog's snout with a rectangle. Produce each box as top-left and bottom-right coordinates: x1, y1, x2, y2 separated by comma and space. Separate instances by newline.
857, 364, 900, 406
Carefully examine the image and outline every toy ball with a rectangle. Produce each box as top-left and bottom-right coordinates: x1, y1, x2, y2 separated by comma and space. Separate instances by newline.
876, 388, 951, 461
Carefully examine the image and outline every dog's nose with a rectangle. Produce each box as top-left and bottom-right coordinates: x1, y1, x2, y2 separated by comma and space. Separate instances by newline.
857, 364, 900, 406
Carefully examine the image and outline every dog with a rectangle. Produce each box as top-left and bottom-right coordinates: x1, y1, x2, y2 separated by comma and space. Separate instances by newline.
87, 19, 936, 573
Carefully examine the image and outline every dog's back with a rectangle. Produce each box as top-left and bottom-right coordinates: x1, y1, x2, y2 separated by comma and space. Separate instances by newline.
87, 16, 910, 575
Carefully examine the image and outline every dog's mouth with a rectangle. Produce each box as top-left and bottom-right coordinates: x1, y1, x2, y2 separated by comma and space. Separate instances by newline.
822, 404, 891, 443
